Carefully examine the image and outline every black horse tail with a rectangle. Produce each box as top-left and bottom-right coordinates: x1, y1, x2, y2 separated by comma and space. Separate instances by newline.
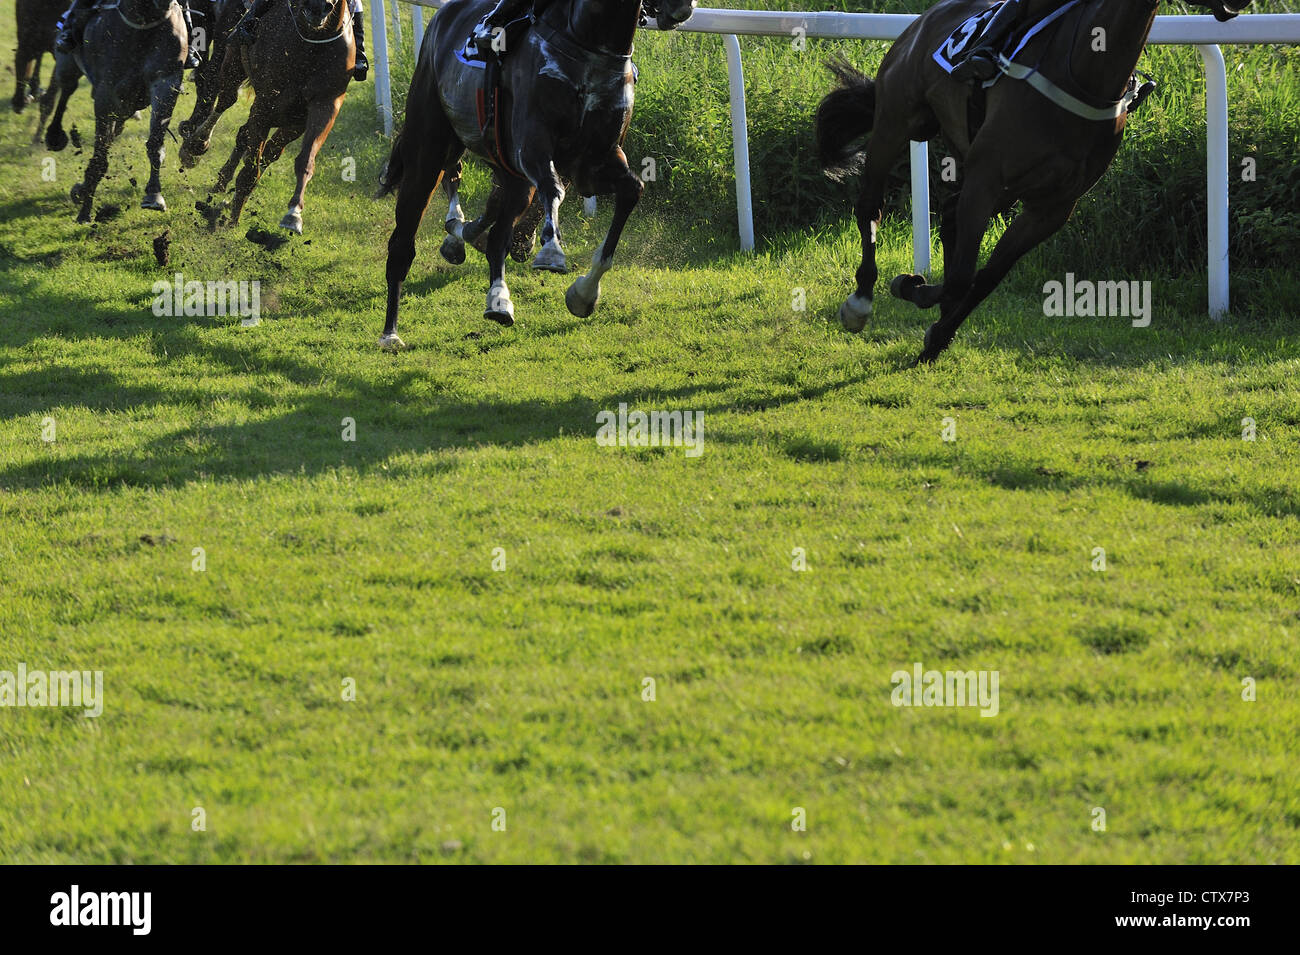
377, 127, 406, 197
816, 56, 877, 181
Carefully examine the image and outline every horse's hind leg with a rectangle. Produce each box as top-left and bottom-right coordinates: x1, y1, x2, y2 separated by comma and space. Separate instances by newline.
228, 111, 273, 225
917, 198, 1075, 364
439, 159, 468, 264
13, 49, 33, 113
280, 96, 340, 235
212, 118, 254, 199
381, 112, 460, 349
837, 125, 910, 332
142, 77, 182, 211
181, 46, 244, 167
29, 53, 44, 101
72, 114, 117, 224
518, 150, 567, 273
41, 61, 79, 150
565, 148, 643, 319
482, 179, 535, 325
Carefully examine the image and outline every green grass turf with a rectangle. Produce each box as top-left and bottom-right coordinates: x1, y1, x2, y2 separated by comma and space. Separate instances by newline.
1, 0, 1298, 862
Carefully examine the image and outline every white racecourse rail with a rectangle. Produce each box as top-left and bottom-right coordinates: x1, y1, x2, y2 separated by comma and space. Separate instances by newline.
372, 3, 1300, 318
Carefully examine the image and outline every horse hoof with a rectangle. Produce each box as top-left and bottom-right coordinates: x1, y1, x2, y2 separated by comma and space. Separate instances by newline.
565, 282, 597, 319
70, 183, 85, 204
439, 234, 466, 265
530, 242, 567, 274
279, 211, 303, 235
378, 333, 407, 351
890, 273, 925, 301
485, 285, 515, 326
46, 127, 68, 152
915, 323, 947, 365
838, 294, 873, 333
141, 193, 167, 212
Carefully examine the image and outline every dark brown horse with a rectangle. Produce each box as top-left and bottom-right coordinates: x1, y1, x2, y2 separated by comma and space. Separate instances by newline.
376, 0, 696, 350
816, 0, 1250, 364
38, 0, 188, 222
180, 0, 355, 234
13, 0, 63, 113
178, 0, 243, 139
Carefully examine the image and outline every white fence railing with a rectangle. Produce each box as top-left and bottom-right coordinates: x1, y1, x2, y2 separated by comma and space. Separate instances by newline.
370, 3, 1300, 319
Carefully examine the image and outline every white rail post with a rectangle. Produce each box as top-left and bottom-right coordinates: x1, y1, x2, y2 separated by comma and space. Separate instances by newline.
909, 140, 931, 277
371, 0, 394, 136
391, 0, 403, 45
723, 34, 755, 252
1198, 43, 1229, 320
412, 5, 424, 60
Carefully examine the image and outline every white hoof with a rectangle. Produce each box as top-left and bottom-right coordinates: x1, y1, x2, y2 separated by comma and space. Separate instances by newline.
530, 239, 567, 273
838, 293, 873, 333
378, 333, 406, 351
280, 210, 303, 235
141, 193, 166, 212
485, 282, 514, 326
565, 279, 598, 318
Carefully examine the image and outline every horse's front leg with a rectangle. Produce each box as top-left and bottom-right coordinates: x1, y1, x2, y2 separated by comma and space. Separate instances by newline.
917, 198, 1075, 364
518, 151, 566, 273
73, 113, 117, 223
565, 147, 642, 319
280, 96, 341, 234
891, 155, 1001, 316
142, 77, 182, 211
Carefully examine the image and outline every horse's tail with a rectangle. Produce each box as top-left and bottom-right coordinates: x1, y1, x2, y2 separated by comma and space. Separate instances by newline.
816, 56, 877, 181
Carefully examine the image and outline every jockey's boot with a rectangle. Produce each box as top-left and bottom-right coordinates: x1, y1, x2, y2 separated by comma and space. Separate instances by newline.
236, 0, 274, 45
463, 0, 532, 61
352, 20, 368, 81
55, 0, 96, 54
950, 0, 1024, 83
181, 1, 202, 68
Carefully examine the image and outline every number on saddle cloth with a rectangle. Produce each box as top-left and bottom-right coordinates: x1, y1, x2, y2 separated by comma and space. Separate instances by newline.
932, 3, 1008, 75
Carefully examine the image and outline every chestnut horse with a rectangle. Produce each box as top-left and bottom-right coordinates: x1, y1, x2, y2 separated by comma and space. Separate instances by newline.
816, 0, 1250, 364
181, 0, 355, 234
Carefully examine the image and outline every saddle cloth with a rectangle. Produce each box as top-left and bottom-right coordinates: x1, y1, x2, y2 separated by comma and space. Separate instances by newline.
931, 0, 1081, 77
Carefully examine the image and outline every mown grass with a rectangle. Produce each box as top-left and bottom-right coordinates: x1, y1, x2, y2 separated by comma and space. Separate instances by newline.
0, 0, 1298, 863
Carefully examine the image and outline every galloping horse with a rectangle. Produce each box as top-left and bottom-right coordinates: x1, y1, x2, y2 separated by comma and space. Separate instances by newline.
178, 0, 244, 140
13, 0, 64, 114
376, 0, 696, 350
38, 0, 188, 222
816, 0, 1250, 364
180, 0, 356, 234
